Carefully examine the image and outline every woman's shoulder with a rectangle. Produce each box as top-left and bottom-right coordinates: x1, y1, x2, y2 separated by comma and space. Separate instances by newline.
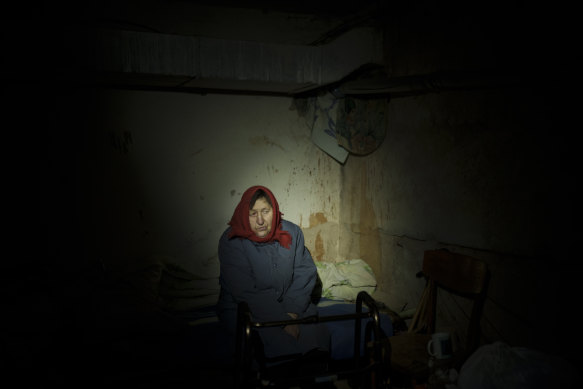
281, 219, 302, 235
219, 227, 242, 248
219, 226, 231, 241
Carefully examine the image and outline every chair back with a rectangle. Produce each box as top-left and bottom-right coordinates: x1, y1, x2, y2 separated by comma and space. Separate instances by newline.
423, 249, 489, 296
417, 249, 489, 357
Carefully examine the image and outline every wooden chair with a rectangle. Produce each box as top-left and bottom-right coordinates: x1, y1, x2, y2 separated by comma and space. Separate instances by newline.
388, 249, 489, 386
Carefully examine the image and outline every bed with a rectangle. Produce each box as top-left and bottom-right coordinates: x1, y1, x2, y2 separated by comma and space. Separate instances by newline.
235, 291, 393, 388
180, 296, 394, 358
160, 258, 394, 387
76, 255, 394, 389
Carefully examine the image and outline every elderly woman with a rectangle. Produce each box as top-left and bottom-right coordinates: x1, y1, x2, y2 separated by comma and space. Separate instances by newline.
217, 185, 330, 359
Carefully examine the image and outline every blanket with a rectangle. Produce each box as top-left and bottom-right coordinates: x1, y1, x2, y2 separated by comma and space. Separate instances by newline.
315, 259, 377, 301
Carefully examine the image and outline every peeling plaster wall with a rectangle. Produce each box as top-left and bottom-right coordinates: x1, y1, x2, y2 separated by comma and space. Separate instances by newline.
56, 88, 342, 276
343, 89, 550, 258
332, 1, 579, 364
36, 1, 579, 369
339, 86, 575, 360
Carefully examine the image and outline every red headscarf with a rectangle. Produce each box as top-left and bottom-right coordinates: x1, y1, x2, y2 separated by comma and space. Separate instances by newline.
228, 185, 292, 249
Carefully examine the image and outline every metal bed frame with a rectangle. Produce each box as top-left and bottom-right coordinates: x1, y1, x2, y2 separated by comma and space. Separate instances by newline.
235, 291, 389, 388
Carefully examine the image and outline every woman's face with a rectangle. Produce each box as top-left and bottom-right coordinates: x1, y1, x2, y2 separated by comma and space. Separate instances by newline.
249, 197, 273, 238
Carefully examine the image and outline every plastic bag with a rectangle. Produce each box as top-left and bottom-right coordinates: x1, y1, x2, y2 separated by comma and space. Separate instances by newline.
458, 341, 578, 389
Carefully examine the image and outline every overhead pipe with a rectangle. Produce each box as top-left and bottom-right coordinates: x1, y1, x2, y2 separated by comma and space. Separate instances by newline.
90, 26, 384, 95
336, 69, 525, 97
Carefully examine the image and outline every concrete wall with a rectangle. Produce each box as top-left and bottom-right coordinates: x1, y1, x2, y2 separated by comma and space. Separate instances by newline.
338, 86, 569, 352
34, 0, 579, 369
44, 88, 343, 278
47, 82, 573, 362
336, 1, 579, 364
41, 74, 575, 365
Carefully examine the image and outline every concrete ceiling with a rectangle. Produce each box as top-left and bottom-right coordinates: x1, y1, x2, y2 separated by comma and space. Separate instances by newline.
49, 0, 389, 95
91, 0, 384, 44
6, 1, 552, 96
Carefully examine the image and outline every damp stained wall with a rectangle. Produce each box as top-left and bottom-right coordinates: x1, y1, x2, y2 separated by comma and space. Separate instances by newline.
335, 2, 578, 363
335, 82, 580, 364
68, 88, 343, 277
36, 1, 579, 367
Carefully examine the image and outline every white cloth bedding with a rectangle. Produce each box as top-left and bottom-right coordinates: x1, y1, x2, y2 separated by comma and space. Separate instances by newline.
315, 259, 377, 301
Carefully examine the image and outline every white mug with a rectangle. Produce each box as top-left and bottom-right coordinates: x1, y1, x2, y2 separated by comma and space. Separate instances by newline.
427, 332, 453, 359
